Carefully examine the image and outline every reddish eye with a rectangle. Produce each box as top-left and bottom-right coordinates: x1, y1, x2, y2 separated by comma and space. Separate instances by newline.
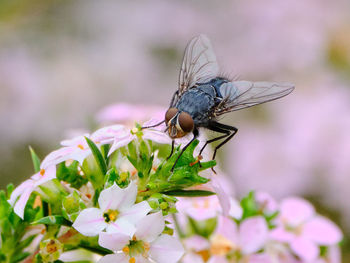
165, 108, 178, 123
179, 112, 194, 133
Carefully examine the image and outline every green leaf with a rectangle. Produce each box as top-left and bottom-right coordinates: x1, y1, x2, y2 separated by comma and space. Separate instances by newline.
85, 137, 107, 175
240, 191, 258, 220
104, 168, 130, 188
29, 146, 41, 173
188, 216, 217, 238
6, 184, 14, 199
10, 252, 30, 263
57, 161, 88, 189
163, 189, 215, 197
147, 140, 212, 193
62, 191, 87, 222
101, 144, 111, 165
32, 215, 72, 226
82, 155, 105, 190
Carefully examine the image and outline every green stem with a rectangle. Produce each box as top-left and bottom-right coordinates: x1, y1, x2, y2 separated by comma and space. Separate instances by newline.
172, 214, 185, 238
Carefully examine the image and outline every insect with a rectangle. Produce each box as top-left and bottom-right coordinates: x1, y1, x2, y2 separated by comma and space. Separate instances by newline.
145, 34, 294, 172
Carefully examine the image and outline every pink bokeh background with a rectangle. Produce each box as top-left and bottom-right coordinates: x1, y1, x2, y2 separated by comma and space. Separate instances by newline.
1, 0, 350, 260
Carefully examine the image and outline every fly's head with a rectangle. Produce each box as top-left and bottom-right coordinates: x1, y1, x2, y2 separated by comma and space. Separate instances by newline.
165, 108, 194, 139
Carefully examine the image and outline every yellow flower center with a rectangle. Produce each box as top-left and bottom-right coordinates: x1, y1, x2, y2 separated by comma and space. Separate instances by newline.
210, 234, 235, 256
40, 169, 46, 176
123, 235, 150, 260
103, 210, 119, 222
77, 144, 84, 150
46, 240, 58, 253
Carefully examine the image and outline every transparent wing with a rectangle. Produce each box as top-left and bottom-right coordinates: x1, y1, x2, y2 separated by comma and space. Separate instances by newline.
215, 81, 294, 115
178, 34, 219, 96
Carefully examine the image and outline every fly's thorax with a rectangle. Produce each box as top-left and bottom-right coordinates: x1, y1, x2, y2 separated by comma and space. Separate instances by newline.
165, 108, 194, 139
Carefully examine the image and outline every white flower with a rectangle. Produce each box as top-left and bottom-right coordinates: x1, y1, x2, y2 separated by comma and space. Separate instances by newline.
41, 125, 125, 168
8, 165, 56, 219
98, 212, 184, 263
72, 181, 151, 237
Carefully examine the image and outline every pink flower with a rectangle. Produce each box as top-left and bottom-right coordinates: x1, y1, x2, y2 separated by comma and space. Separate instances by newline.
98, 212, 184, 263
270, 197, 342, 262
96, 103, 166, 126
72, 181, 151, 237
213, 216, 268, 256
255, 191, 278, 214
8, 165, 56, 219
182, 216, 268, 263
176, 195, 222, 221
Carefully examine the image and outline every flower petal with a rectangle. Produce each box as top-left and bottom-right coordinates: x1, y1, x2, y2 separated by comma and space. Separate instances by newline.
13, 186, 34, 219
215, 216, 238, 244
149, 234, 184, 263
239, 216, 268, 254
182, 253, 205, 263
106, 217, 136, 237
8, 180, 34, 206
210, 176, 231, 217
280, 197, 315, 226
72, 208, 106, 236
143, 129, 172, 144
207, 256, 228, 263
120, 201, 151, 224
135, 212, 165, 243
98, 254, 128, 263
108, 134, 134, 156
98, 182, 137, 212
303, 216, 342, 245
229, 198, 243, 220
40, 147, 74, 169
269, 226, 294, 243
290, 237, 319, 262
98, 232, 130, 252
184, 235, 210, 251
33, 165, 57, 187
91, 125, 125, 144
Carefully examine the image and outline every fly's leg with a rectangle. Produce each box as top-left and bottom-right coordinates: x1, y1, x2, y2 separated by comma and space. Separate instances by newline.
141, 120, 165, 129
167, 140, 175, 160
199, 122, 238, 173
171, 129, 199, 172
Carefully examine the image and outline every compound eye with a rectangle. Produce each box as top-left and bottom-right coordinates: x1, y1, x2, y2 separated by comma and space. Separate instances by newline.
179, 112, 194, 133
165, 108, 178, 123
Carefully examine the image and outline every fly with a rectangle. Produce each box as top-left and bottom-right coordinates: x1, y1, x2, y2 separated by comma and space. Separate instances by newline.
144, 34, 294, 172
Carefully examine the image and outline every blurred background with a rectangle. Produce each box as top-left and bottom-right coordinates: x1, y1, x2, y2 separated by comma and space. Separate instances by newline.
0, 0, 350, 260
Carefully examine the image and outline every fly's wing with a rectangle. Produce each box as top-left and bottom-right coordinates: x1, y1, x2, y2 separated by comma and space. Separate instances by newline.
215, 81, 294, 115
172, 35, 219, 107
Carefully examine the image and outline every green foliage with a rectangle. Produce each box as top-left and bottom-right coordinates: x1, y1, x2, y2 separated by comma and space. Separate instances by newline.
1, 130, 223, 260
239, 191, 278, 228
85, 137, 107, 176
147, 140, 214, 193
104, 167, 130, 189
57, 161, 88, 189
29, 146, 41, 173
163, 189, 215, 197
82, 155, 104, 190
0, 189, 37, 262
187, 216, 217, 239
240, 191, 259, 220
62, 191, 87, 222
32, 215, 72, 226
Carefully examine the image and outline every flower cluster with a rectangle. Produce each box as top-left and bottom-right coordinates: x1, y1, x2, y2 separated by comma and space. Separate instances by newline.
179, 192, 342, 263
0, 121, 343, 263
